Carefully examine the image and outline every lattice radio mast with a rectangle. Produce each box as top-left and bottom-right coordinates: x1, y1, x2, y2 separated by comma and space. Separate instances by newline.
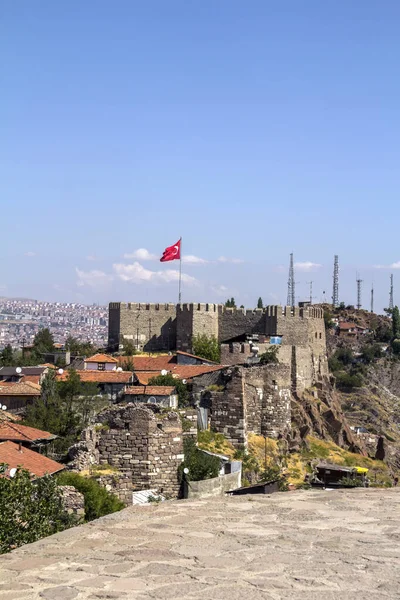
307, 281, 313, 305
370, 283, 374, 314
287, 253, 295, 308
389, 274, 394, 311
356, 276, 363, 310
332, 255, 339, 307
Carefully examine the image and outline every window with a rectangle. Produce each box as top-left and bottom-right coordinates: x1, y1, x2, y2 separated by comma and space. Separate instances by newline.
315, 332, 318, 339
319, 332, 322, 339
97, 362, 105, 371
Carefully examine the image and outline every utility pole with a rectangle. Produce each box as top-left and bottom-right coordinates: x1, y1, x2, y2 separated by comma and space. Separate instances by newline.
307, 281, 313, 305
370, 284, 374, 314
389, 274, 394, 311
356, 277, 363, 310
332, 255, 339, 308
287, 253, 295, 308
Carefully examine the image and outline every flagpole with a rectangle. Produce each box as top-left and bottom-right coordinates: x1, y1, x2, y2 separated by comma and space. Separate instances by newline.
178, 237, 182, 304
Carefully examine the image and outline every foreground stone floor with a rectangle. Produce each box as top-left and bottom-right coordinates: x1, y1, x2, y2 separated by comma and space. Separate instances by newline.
1, 488, 400, 600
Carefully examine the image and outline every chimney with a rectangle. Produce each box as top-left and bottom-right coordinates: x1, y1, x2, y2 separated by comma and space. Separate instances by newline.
18, 442, 22, 452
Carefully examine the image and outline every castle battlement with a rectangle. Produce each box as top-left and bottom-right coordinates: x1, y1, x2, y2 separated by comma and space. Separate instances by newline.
117, 303, 176, 311
178, 303, 219, 312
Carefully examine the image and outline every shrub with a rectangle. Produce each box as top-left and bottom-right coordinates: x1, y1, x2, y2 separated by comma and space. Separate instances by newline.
179, 438, 220, 482
0, 465, 73, 554
259, 347, 279, 365
192, 334, 220, 363
56, 472, 125, 521
335, 372, 363, 390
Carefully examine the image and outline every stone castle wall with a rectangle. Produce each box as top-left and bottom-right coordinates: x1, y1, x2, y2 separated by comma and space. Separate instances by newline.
96, 405, 183, 498
209, 364, 292, 447
176, 303, 219, 352
109, 303, 176, 351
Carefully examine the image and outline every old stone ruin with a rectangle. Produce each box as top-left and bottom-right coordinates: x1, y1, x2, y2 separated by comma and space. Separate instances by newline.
68, 405, 184, 502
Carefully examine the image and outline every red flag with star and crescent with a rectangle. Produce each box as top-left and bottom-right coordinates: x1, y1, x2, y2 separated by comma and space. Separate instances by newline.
160, 239, 181, 262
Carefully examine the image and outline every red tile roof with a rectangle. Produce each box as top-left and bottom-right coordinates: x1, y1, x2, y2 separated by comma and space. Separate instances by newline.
176, 350, 218, 364
134, 364, 223, 384
85, 353, 118, 364
119, 355, 176, 371
125, 386, 176, 396
21, 374, 42, 385
339, 322, 357, 330
0, 382, 41, 396
56, 370, 133, 384
0, 422, 56, 443
0, 411, 22, 423
0, 441, 64, 478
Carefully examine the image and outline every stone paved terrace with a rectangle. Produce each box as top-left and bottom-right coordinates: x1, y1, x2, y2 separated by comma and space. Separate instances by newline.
1, 488, 400, 600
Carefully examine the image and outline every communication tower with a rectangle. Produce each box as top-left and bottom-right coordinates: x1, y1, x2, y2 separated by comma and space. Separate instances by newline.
287, 253, 295, 308
332, 255, 339, 307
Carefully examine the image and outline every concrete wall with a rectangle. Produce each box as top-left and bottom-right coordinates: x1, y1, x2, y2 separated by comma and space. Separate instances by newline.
184, 470, 241, 499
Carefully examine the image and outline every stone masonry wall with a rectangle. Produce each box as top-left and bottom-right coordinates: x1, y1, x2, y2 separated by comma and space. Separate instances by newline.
176, 304, 219, 352
209, 365, 292, 447
218, 307, 266, 342
108, 303, 176, 351
96, 405, 183, 498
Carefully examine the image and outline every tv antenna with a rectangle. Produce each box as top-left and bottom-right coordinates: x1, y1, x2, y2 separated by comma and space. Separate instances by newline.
332, 255, 339, 307
370, 283, 374, 314
356, 275, 363, 310
287, 253, 295, 308
389, 274, 394, 310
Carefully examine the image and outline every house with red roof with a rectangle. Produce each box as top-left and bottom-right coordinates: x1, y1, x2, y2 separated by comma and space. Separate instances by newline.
0, 441, 64, 479
84, 353, 119, 371
0, 421, 57, 448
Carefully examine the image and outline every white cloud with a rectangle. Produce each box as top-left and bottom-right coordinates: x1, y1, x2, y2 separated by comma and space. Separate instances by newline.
182, 255, 208, 265
211, 284, 230, 297
113, 262, 197, 285
86, 255, 98, 261
374, 261, 400, 269
76, 268, 112, 287
217, 256, 244, 264
294, 261, 322, 271
123, 248, 158, 261
24, 251, 36, 257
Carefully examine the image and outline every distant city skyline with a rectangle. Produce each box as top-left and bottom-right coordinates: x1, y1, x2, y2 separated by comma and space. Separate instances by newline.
2, 2, 400, 313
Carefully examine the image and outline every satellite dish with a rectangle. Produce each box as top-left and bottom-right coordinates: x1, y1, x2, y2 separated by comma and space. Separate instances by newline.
148, 396, 157, 403
182, 379, 187, 385
161, 369, 168, 376
58, 368, 64, 375
9, 468, 17, 478
112, 366, 116, 371
183, 467, 189, 475
15, 367, 22, 374
116, 367, 123, 372
2, 405, 7, 411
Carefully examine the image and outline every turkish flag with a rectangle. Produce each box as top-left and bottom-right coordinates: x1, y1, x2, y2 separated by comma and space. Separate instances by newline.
160, 239, 181, 262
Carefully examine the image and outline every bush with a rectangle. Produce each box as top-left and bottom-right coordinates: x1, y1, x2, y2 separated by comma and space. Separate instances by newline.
56, 472, 125, 521
335, 372, 363, 390
0, 465, 73, 554
361, 344, 382, 363
334, 347, 354, 366
192, 334, 220, 362
259, 347, 279, 365
179, 438, 220, 482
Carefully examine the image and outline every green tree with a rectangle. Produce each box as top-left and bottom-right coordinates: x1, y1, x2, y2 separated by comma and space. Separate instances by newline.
56, 472, 124, 521
179, 438, 220, 482
147, 374, 190, 407
361, 344, 382, 363
0, 344, 14, 366
0, 464, 72, 554
335, 372, 363, 390
122, 338, 137, 356
224, 298, 236, 308
64, 336, 94, 356
25, 369, 64, 436
392, 306, 400, 339
192, 334, 220, 362
259, 347, 279, 365
257, 297, 263, 309
323, 310, 334, 329
33, 328, 55, 354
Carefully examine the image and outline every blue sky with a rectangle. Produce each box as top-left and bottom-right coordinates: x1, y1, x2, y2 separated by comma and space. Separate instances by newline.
1, 1, 399, 311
